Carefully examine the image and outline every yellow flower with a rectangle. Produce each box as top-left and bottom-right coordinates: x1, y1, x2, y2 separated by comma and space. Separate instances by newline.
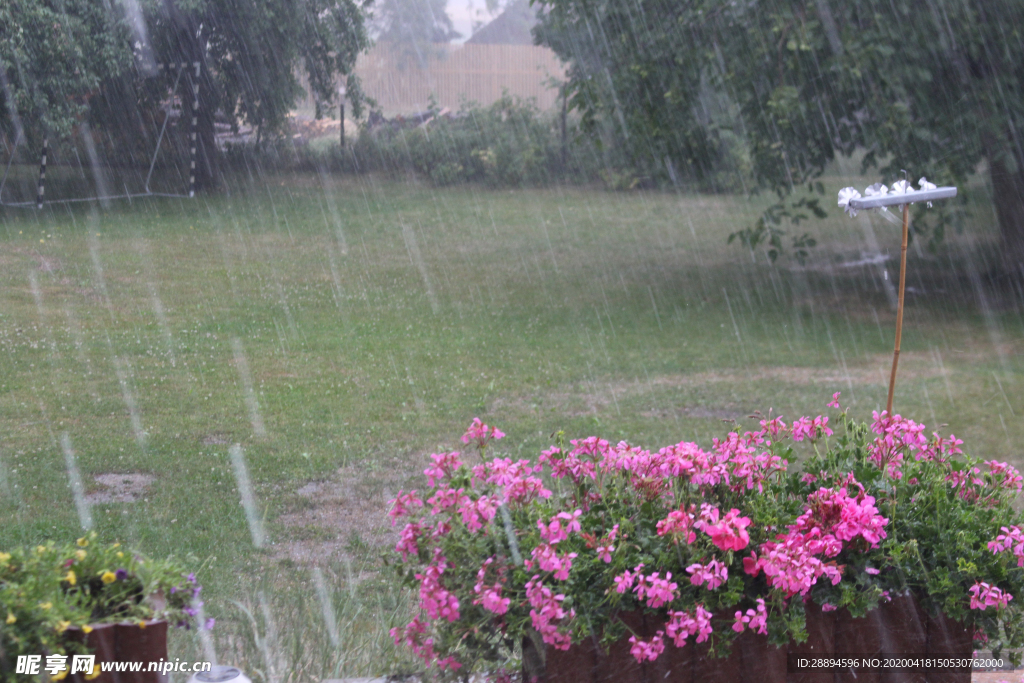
82, 625, 93, 634
56, 620, 71, 632
111, 542, 120, 549
75, 550, 87, 561
64, 570, 77, 585
0, 552, 10, 564
138, 620, 147, 629
5, 612, 15, 624
116, 552, 124, 559
76, 537, 89, 548
101, 571, 116, 584
39, 602, 52, 610
84, 665, 101, 681
51, 670, 68, 681
36, 545, 47, 554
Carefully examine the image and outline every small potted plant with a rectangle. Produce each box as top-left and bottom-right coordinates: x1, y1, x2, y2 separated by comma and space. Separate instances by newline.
388, 401, 1024, 682
0, 533, 210, 683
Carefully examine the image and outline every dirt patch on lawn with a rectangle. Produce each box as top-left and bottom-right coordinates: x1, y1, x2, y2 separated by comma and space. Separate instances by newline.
272, 460, 418, 567
492, 352, 955, 418
86, 473, 155, 503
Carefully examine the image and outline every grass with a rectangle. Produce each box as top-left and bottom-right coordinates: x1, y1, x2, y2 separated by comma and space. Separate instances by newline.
1, 169, 1022, 681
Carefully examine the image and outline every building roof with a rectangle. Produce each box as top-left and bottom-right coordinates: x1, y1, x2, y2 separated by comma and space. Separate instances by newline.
465, 0, 538, 45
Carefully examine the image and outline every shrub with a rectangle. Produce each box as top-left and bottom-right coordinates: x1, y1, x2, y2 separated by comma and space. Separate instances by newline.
388, 396, 1024, 676
0, 533, 207, 670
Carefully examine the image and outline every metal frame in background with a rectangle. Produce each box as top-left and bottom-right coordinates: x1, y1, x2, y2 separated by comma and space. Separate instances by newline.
0, 61, 201, 209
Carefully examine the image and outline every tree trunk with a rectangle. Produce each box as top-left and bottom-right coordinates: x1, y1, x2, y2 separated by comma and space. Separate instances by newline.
194, 85, 220, 191
988, 149, 1024, 276
163, 1, 220, 191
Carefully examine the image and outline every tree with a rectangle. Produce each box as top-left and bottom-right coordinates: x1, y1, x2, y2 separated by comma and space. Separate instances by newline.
146, 0, 372, 188
534, 0, 1024, 272
0, 0, 132, 147
371, 0, 460, 66
2, 0, 371, 190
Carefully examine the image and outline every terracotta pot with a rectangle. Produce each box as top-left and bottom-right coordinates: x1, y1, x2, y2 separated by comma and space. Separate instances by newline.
534, 598, 971, 683
787, 601, 835, 683
834, 605, 884, 683
879, 593, 927, 683
65, 620, 167, 683
924, 608, 972, 683
67, 623, 117, 683
114, 620, 168, 683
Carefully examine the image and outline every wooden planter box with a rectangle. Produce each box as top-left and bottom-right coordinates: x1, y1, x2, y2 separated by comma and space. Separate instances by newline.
66, 620, 168, 683
525, 596, 973, 683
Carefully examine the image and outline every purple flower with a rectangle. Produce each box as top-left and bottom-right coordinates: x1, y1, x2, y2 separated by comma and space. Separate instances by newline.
204, 618, 216, 630
187, 573, 197, 583
170, 586, 178, 594
183, 607, 198, 617
115, 569, 128, 580
192, 586, 202, 598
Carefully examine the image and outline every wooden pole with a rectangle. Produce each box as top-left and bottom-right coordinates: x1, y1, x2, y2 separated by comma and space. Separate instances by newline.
886, 202, 910, 415
36, 137, 47, 209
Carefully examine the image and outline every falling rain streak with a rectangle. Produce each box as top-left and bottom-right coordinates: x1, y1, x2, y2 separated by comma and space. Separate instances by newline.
232, 337, 267, 438
61, 433, 93, 531
229, 444, 266, 548
313, 567, 341, 648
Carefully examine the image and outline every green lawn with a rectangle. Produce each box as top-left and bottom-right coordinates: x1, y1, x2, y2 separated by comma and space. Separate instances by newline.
1, 172, 1020, 680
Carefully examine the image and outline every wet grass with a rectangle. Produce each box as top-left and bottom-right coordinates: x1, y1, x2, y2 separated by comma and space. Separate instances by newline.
0, 172, 1021, 680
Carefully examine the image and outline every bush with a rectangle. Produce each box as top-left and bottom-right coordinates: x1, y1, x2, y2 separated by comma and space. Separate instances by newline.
0, 533, 207, 672
388, 397, 1024, 676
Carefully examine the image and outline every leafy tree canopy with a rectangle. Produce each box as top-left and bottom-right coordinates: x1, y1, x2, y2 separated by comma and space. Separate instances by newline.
534, 0, 1024, 268
2, 0, 371, 187
372, 0, 460, 66
0, 0, 133, 145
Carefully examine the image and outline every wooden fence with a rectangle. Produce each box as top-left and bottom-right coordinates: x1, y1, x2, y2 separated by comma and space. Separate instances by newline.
295, 43, 566, 116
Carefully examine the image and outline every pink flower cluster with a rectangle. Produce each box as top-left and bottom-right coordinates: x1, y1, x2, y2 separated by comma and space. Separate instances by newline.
612, 564, 681, 607
868, 411, 932, 479
527, 543, 577, 581
396, 522, 422, 560
525, 576, 574, 649
790, 415, 833, 442
613, 565, 681, 607
744, 481, 882, 596
391, 617, 448, 668
539, 446, 597, 483
656, 506, 697, 544
665, 606, 714, 646
538, 510, 583, 544
473, 457, 552, 504
686, 559, 729, 590
628, 631, 666, 662
473, 557, 510, 615
744, 532, 842, 597
423, 451, 463, 487
792, 486, 889, 547
462, 417, 505, 449
417, 553, 460, 622
969, 582, 1013, 610
989, 526, 1024, 567
388, 490, 424, 525
458, 494, 498, 533
986, 461, 1024, 492
732, 598, 768, 634
704, 508, 752, 551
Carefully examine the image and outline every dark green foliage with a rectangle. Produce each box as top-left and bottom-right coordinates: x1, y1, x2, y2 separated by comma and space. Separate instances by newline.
0, 0, 133, 145
305, 95, 608, 187
534, 0, 1024, 264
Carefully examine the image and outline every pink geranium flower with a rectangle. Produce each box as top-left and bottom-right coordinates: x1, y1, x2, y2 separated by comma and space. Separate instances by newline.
462, 417, 505, 449
704, 508, 752, 551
